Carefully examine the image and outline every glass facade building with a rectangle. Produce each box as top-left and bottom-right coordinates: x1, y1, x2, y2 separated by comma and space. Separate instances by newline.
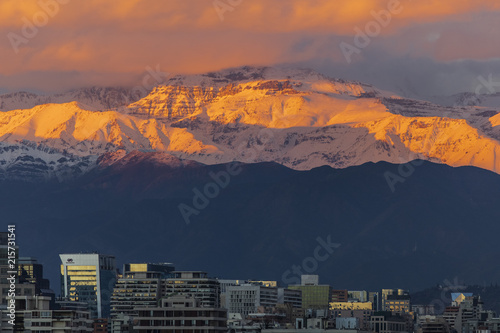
60, 253, 116, 318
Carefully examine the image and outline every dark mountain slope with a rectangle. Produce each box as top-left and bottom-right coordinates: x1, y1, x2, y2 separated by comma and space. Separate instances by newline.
3, 154, 500, 292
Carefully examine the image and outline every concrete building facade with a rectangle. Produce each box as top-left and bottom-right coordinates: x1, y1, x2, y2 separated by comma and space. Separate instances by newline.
163, 271, 220, 308
134, 295, 227, 333
227, 284, 278, 318
110, 263, 174, 318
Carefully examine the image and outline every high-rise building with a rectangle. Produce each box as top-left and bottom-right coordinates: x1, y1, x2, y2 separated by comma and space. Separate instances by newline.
0, 233, 39, 311
60, 253, 117, 318
111, 263, 175, 317
163, 271, 220, 308
18, 257, 54, 301
369, 291, 380, 311
288, 275, 331, 310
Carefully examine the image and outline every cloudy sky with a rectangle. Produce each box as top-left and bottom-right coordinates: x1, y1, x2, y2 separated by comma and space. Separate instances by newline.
1, 0, 500, 98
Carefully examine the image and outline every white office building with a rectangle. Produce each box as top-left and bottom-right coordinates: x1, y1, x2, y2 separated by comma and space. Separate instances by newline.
227, 284, 278, 318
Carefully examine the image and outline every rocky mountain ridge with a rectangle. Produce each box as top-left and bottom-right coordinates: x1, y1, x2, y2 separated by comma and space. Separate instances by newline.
1, 66, 499, 181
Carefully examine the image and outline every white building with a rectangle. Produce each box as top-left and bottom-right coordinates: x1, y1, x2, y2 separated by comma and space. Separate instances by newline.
227, 284, 278, 318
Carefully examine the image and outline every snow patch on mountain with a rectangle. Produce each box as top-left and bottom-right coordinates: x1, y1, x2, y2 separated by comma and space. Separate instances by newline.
0, 87, 146, 112
0, 141, 96, 181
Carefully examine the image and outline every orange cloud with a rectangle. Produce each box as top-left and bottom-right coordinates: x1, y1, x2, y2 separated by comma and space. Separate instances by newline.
2, 0, 499, 32
0, 0, 499, 93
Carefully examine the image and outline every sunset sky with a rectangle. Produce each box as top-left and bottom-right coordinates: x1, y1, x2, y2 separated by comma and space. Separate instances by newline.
1, 0, 500, 98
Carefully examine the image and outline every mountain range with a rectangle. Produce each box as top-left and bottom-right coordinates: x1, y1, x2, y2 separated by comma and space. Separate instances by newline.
5, 151, 500, 292
1, 66, 500, 181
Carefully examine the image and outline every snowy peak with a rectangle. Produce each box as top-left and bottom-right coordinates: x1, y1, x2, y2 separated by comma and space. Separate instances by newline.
0, 86, 146, 112
164, 66, 328, 88
0, 102, 221, 160
162, 66, 377, 96
126, 66, 382, 123
0, 141, 95, 182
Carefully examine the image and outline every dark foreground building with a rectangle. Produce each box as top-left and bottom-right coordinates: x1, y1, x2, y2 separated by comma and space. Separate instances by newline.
134, 295, 227, 333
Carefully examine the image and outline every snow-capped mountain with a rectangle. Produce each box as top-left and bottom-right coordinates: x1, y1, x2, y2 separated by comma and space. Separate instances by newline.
1, 66, 500, 181
0, 87, 145, 112
0, 141, 95, 181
